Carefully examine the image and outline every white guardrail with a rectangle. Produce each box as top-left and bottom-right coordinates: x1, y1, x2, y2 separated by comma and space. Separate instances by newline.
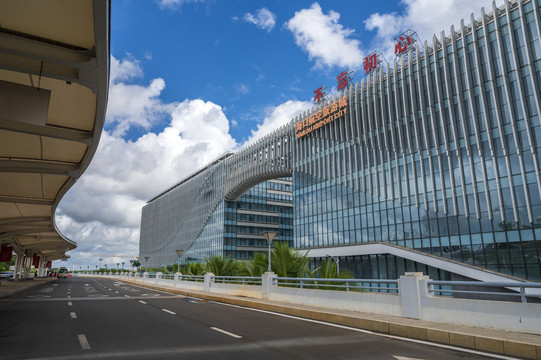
84, 271, 541, 335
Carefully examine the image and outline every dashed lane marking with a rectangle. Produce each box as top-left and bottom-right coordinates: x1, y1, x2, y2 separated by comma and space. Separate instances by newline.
210, 327, 242, 339
139, 300, 147, 304
78, 334, 90, 350
68, 302, 72, 306
70, 312, 77, 319
161, 309, 176, 315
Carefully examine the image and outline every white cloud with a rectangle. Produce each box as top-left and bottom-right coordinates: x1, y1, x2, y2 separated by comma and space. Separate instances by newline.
158, 0, 204, 10
243, 8, 276, 32
56, 55, 238, 268
106, 55, 175, 137
245, 100, 312, 144
234, 83, 250, 95
110, 55, 143, 83
364, 0, 503, 61
286, 3, 363, 69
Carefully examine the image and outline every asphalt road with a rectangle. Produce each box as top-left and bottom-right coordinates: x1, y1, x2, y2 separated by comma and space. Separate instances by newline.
0, 277, 518, 360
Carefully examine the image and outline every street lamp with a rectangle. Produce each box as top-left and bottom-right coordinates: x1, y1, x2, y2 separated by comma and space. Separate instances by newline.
99, 258, 102, 269
261, 232, 277, 273
144, 256, 150, 273
176, 250, 183, 273
121, 262, 125, 271
326, 254, 340, 276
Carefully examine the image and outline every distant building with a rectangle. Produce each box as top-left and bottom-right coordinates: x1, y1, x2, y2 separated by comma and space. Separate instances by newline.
139, 153, 292, 266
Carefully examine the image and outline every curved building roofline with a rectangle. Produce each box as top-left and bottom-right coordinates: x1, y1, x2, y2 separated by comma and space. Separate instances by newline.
0, 0, 110, 261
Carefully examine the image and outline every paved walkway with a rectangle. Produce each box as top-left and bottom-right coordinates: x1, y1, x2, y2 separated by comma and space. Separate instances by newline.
0, 277, 56, 299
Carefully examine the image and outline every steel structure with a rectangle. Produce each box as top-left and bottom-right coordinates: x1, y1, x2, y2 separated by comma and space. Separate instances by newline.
0, 1, 110, 276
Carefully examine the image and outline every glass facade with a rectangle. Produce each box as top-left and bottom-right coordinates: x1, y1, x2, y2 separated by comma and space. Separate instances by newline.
141, 1, 541, 282
294, 0, 541, 281
223, 179, 293, 260
141, 175, 293, 266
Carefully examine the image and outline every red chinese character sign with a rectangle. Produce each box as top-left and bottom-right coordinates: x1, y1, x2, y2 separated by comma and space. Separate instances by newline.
394, 29, 418, 58
336, 69, 353, 91
313, 86, 327, 103
395, 35, 411, 54
363, 53, 378, 75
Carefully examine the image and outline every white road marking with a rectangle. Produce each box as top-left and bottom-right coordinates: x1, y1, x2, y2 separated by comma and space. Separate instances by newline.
67, 295, 71, 298
124, 294, 130, 297
115, 291, 119, 293
161, 309, 176, 315
210, 327, 242, 339
139, 300, 147, 304
213, 302, 518, 360
70, 312, 77, 319
114, 281, 184, 297
393, 356, 425, 360
77, 334, 90, 350
68, 302, 72, 306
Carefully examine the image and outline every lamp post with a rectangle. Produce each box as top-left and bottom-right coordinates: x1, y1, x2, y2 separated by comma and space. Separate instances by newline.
326, 254, 340, 276
99, 258, 102, 269
121, 262, 125, 271
144, 256, 150, 273
261, 232, 277, 273
176, 250, 183, 273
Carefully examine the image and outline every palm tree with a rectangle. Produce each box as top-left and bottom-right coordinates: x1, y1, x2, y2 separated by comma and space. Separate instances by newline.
180, 262, 204, 275
315, 259, 355, 290
237, 253, 266, 277
270, 242, 312, 278
204, 255, 238, 276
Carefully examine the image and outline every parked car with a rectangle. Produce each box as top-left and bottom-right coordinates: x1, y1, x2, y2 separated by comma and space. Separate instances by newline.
0, 271, 13, 279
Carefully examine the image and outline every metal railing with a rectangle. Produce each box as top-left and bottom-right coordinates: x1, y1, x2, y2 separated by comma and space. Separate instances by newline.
212, 276, 262, 285
177, 275, 205, 282
428, 281, 541, 303
274, 277, 399, 293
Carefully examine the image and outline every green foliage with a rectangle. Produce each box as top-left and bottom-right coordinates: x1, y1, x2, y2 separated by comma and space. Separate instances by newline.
0, 257, 15, 271
270, 242, 312, 278
203, 256, 238, 276
180, 262, 205, 275
315, 259, 356, 290
236, 253, 266, 277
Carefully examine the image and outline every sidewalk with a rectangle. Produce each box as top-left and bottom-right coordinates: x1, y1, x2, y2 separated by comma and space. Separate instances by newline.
0, 277, 56, 299
117, 277, 541, 360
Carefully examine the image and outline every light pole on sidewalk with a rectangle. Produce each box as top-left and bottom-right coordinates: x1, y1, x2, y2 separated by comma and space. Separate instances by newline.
261, 232, 277, 273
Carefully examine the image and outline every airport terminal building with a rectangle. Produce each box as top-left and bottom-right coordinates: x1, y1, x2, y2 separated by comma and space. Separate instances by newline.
140, 0, 541, 281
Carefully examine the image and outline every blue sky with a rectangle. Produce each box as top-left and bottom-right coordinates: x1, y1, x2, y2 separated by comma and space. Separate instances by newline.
54, 0, 502, 271
109, 0, 400, 142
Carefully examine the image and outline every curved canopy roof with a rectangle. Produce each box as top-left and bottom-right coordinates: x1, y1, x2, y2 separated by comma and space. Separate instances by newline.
0, 1, 110, 261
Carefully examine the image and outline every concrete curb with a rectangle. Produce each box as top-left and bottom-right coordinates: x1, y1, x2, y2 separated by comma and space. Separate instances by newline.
118, 278, 541, 360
